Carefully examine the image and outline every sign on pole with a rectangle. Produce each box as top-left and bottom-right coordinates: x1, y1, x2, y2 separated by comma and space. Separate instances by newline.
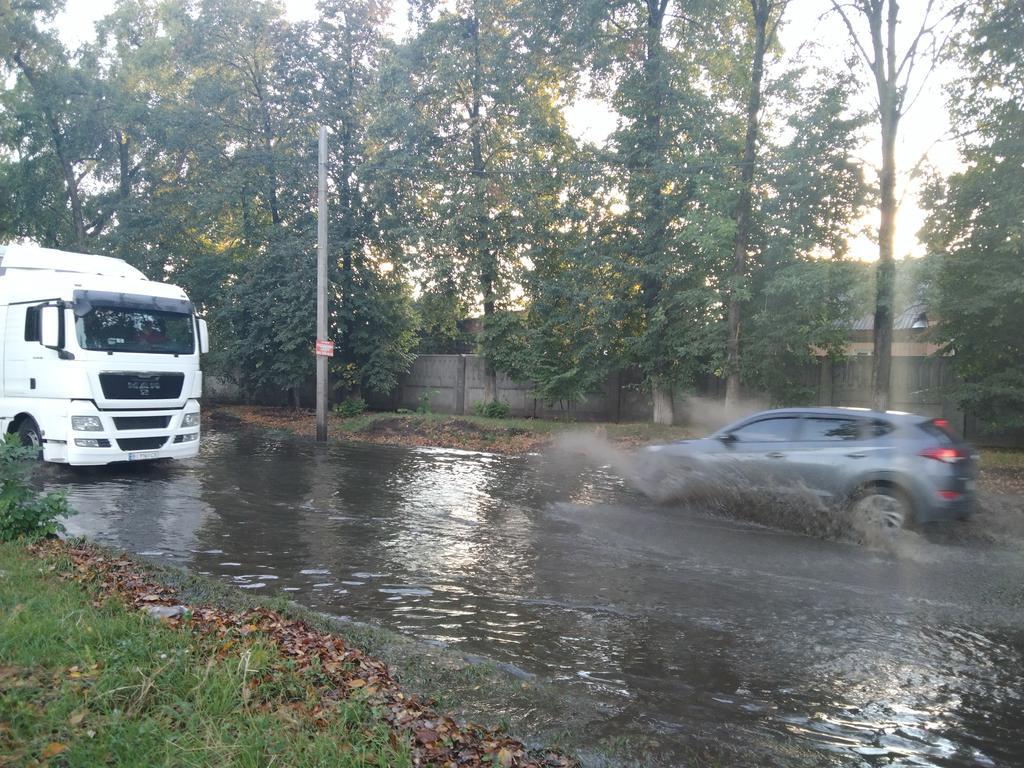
315, 339, 334, 357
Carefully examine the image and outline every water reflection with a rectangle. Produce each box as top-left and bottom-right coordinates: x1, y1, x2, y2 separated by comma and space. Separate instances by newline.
53, 426, 1024, 766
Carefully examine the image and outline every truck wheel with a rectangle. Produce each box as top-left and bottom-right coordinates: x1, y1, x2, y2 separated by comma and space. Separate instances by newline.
850, 485, 913, 530
17, 418, 43, 459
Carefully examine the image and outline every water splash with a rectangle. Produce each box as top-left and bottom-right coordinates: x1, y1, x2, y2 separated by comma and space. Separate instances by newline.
547, 432, 946, 559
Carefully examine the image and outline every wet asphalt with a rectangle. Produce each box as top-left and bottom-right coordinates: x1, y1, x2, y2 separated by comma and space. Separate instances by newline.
51, 426, 1024, 767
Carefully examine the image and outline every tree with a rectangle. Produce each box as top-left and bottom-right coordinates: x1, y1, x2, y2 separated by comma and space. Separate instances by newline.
742, 73, 870, 402
922, 0, 1024, 428
309, 0, 417, 398
828, 0, 963, 410
0, 0, 115, 248
571, 0, 746, 423
724, 0, 788, 409
370, 0, 579, 404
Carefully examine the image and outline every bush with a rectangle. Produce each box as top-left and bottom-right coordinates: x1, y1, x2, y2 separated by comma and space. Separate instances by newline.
0, 436, 72, 542
416, 390, 438, 415
333, 398, 367, 418
472, 400, 511, 419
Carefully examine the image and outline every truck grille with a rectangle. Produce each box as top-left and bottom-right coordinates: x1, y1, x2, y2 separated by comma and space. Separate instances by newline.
112, 416, 172, 431
116, 437, 168, 451
99, 373, 184, 400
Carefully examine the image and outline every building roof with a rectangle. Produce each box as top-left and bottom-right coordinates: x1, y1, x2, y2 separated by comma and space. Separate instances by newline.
851, 302, 930, 332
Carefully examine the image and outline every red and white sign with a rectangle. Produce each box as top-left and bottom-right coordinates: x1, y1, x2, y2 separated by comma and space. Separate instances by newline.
315, 339, 335, 357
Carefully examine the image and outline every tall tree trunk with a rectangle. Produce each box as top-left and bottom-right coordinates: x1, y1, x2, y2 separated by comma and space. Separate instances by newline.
117, 130, 132, 200
725, 0, 771, 409
652, 383, 674, 426
641, 0, 670, 423
250, 64, 281, 225
116, 130, 132, 261
468, 8, 498, 403
338, 14, 358, 392
870, 0, 900, 412
873, 108, 898, 411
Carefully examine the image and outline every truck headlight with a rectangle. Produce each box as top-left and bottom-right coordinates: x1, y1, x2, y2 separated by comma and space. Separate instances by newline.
72, 416, 103, 431
182, 412, 200, 427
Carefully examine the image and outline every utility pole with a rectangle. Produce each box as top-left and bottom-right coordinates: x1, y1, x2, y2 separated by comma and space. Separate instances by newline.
315, 126, 329, 442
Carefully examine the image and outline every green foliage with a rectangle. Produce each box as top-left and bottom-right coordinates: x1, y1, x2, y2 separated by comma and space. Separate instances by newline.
0, 436, 71, 542
482, 307, 609, 407
368, 0, 580, 378
413, 291, 474, 354
922, 0, 1024, 428
333, 398, 367, 418
743, 258, 869, 404
740, 73, 870, 403
472, 400, 511, 419
215, 236, 317, 403
0, 0, 881, 415
416, 390, 438, 415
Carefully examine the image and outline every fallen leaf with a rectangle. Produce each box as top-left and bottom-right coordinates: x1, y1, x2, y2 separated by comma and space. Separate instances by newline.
69, 711, 86, 726
497, 748, 515, 767
41, 742, 67, 759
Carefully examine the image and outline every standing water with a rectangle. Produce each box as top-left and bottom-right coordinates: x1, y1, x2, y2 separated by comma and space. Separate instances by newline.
53, 426, 1024, 766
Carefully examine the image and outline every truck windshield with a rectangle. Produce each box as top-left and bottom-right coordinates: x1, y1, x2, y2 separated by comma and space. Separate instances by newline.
75, 306, 195, 355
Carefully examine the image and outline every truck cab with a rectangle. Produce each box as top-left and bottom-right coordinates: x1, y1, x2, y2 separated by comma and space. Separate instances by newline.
0, 245, 208, 466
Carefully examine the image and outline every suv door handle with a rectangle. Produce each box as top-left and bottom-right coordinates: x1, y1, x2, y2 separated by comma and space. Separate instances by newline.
766, 451, 785, 459
846, 452, 867, 459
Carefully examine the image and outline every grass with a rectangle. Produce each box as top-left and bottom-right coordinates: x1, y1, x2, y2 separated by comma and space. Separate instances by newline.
979, 448, 1024, 472
0, 541, 410, 767
0, 540, 630, 766
102, 546, 609, 764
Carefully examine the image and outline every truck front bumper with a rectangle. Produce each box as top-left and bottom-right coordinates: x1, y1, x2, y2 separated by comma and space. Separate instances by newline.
45, 401, 202, 466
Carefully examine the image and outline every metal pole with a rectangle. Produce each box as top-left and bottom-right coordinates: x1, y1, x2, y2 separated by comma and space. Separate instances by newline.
316, 126, 328, 442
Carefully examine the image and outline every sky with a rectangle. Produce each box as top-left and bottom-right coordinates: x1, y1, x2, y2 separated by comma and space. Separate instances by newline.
52, 0, 964, 263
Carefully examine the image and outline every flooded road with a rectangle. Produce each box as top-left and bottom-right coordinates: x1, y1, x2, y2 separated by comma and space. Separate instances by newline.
53, 426, 1024, 766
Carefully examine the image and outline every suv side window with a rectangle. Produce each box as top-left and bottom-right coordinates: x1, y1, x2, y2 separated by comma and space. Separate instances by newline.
799, 417, 862, 441
868, 419, 895, 438
731, 417, 798, 443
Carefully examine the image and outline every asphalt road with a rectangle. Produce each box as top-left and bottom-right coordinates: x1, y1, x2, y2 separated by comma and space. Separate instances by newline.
55, 427, 1024, 766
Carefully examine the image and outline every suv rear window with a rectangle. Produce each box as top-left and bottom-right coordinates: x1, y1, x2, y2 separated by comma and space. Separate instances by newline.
918, 419, 959, 446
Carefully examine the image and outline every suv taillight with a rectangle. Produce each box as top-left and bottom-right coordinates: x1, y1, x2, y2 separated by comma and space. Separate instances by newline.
919, 446, 966, 464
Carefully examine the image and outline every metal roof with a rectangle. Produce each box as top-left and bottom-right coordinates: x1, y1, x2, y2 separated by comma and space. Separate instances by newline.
851, 302, 930, 331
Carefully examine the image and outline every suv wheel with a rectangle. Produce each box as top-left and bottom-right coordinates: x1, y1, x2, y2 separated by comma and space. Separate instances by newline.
851, 485, 913, 529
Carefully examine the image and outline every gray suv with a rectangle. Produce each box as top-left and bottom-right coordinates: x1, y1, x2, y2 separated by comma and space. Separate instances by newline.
646, 407, 977, 528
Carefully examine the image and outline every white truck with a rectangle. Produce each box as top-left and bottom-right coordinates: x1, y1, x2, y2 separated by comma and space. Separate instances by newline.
0, 245, 208, 465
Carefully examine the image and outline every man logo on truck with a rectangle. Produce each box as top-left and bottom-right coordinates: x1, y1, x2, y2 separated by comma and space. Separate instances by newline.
126, 378, 162, 396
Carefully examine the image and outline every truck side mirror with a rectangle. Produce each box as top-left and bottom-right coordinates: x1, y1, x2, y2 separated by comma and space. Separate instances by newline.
40, 305, 61, 348
197, 318, 209, 354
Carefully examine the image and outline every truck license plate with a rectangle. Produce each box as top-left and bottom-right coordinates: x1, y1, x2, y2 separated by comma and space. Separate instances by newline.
128, 451, 159, 462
